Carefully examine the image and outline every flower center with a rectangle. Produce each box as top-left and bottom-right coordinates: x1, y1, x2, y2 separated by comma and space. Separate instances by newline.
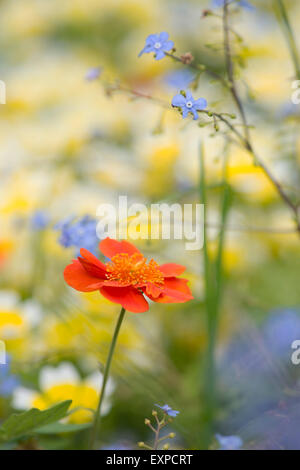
154, 42, 161, 49
186, 101, 193, 108
105, 253, 164, 287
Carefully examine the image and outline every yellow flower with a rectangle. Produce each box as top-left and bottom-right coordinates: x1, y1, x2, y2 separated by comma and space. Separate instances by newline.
12, 363, 114, 424
226, 146, 278, 203
142, 144, 180, 198
40, 294, 149, 370
0, 291, 42, 358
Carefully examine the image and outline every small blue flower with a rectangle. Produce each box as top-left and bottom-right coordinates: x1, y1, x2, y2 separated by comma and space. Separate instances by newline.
30, 210, 49, 231
0, 356, 19, 397
155, 404, 180, 417
139, 32, 174, 61
102, 442, 131, 450
216, 434, 243, 450
164, 69, 196, 89
212, 0, 254, 10
55, 215, 99, 256
172, 91, 207, 120
85, 67, 102, 81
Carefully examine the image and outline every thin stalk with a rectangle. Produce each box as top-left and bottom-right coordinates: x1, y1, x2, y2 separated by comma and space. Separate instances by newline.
199, 143, 211, 313
223, 0, 250, 143
199, 143, 215, 447
200, 143, 231, 448
274, 0, 300, 80
89, 307, 126, 449
214, 151, 231, 308
164, 52, 229, 89
222, 0, 300, 232
104, 75, 300, 232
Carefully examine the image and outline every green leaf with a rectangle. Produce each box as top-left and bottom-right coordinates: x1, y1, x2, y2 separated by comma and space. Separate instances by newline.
35, 422, 91, 435
0, 400, 72, 442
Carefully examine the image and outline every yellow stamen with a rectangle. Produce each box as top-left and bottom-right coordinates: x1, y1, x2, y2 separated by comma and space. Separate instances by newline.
105, 253, 164, 287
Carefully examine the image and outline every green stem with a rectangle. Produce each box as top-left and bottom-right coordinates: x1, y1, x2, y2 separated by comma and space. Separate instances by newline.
274, 0, 300, 80
199, 143, 215, 447
89, 306, 126, 449
199, 143, 230, 448
214, 152, 231, 311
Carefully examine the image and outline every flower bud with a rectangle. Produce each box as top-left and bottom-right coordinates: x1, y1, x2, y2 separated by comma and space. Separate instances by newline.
180, 52, 194, 65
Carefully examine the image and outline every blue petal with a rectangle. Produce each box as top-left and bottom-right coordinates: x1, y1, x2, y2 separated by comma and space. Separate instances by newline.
138, 45, 154, 57
194, 98, 207, 110
185, 90, 194, 101
138, 48, 146, 57
171, 94, 186, 107
162, 405, 171, 411
154, 403, 179, 417
182, 107, 189, 118
145, 33, 159, 45
191, 108, 199, 120
155, 50, 166, 60
159, 32, 169, 42
162, 40, 174, 52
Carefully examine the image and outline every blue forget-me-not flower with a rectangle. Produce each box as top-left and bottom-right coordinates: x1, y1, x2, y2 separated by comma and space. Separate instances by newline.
139, 32, 174, 61
55, 215, 99, 256
155, 404, 180, 417
216, 434, 243, 450
172, 91, 207, 120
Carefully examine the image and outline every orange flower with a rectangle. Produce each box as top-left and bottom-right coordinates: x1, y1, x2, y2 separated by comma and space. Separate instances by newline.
64, 237, 193, 313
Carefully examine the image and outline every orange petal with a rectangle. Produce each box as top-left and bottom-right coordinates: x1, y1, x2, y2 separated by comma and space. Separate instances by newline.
78, 251, 107, 279
99, 237, 141, 259
80, 248, 107, 271
149, 277, 193, 304
99, 285, 149, 313
159, 263, 186, 278
64, 260, 104, 292
145, 283, 163, 299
